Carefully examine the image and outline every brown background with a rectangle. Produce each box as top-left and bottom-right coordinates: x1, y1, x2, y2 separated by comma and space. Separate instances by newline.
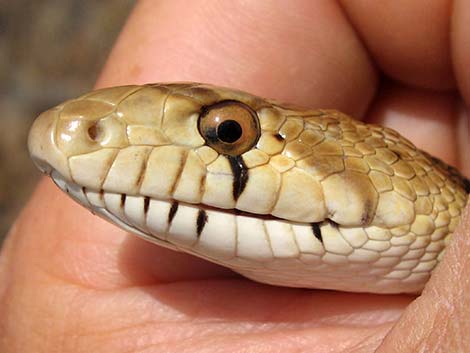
0, 1, 135, 242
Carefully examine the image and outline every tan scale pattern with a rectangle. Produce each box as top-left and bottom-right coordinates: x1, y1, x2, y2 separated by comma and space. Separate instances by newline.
28, 83, 469, 293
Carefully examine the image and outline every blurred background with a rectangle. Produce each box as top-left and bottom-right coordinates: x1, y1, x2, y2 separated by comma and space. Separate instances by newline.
0, 1, 135, 243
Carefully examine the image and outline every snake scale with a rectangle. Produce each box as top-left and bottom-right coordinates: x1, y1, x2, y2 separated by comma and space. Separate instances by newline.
28, 83, 469, 293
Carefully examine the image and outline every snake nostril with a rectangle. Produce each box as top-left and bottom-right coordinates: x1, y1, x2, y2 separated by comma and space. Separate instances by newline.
87, 122, 102, 142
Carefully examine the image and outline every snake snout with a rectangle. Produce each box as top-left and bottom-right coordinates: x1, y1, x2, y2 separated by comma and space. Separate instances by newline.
28, 107, 71, 180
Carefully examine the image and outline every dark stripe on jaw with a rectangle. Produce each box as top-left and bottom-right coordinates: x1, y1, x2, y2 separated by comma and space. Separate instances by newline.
144, 196, 150, 215
329, 219, 340, 229
196, 209, 208, 237
311, 223, 323, 243
168, 201, 179, 225
120, 194, 126, 208
227, 155, 249, 201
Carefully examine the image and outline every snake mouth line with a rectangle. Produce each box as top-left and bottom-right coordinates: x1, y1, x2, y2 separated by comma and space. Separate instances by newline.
48, 168, 325, 226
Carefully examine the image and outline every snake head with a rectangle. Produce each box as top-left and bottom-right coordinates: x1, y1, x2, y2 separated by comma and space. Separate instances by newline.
28, 82, 469, 294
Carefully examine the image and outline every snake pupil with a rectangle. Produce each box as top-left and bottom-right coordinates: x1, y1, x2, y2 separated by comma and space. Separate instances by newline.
217, 120, 242, 143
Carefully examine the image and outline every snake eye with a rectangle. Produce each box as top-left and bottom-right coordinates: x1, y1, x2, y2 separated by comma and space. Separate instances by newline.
198, 100, 260, 156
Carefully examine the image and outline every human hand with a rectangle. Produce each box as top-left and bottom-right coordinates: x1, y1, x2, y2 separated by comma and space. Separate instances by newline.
1, 1, 469, 352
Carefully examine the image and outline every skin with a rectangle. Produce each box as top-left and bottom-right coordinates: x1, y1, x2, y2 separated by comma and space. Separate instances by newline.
0, 0, 469, 352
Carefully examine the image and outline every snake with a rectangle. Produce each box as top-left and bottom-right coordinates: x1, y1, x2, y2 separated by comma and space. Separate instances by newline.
28, 82, 469, 294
